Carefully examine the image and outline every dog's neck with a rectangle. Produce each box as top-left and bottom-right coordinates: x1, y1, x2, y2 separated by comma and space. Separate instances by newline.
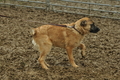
72, 26, 83, 35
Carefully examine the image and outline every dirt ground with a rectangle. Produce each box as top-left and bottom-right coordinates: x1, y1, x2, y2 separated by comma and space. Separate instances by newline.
0, 6, 120, 80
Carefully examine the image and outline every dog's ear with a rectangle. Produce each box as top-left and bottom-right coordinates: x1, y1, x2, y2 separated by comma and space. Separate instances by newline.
80, 20, 87, 27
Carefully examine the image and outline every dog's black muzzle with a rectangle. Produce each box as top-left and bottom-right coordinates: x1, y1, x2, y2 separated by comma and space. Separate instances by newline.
90, 24, 100, 33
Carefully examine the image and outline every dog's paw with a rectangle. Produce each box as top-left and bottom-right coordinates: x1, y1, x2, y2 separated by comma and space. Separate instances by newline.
43, 66, 49, 70
73, 65, 79, 68
45, 63, 50, 67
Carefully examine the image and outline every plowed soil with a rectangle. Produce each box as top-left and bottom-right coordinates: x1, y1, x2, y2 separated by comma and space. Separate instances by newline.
0, 6, 120, 80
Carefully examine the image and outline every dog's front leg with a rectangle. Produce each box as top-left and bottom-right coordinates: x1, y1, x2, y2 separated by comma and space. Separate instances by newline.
66, 47, 78, 67
78, 43, 86, 58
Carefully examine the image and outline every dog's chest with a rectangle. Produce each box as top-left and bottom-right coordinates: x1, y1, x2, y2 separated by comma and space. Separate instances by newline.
65, 29, 84, 47
66, 35, 83, 47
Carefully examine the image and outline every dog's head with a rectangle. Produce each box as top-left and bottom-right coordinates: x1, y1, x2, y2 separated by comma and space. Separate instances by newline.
74, 17, 100, 34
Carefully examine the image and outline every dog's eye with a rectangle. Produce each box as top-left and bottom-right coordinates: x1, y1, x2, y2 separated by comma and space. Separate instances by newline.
80, 20, 87, 27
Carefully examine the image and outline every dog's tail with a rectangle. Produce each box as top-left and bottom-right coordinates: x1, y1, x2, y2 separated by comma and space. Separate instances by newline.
31, 28, 39, 50
31, 28, 36, 36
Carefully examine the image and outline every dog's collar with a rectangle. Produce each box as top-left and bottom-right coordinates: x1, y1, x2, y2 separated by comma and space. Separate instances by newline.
67, 26, 83, 35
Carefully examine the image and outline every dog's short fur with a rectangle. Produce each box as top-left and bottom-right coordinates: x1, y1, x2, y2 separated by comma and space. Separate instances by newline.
32, 17, 100, 69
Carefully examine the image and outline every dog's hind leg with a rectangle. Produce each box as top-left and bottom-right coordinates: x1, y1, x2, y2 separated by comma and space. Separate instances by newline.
79, 43, 86, 58
66, 46, 78, 68
38, 41, 52, 69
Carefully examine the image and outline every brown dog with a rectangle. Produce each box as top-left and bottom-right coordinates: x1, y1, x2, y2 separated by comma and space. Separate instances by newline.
32, 17, 100, 69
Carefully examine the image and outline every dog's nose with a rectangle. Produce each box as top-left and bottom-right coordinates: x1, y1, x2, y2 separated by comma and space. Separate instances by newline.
90, 26, 100, 33
97, 28, 100, 32
94, 27, 100, 33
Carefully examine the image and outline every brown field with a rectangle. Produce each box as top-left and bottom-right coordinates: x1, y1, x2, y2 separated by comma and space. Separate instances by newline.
0, 6, 120, 80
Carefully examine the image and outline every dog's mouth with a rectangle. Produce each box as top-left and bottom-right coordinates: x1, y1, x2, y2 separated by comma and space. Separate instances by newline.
90, 24, 100, 33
